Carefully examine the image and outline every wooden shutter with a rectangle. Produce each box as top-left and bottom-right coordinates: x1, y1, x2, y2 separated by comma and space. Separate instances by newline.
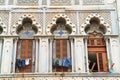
54, 39, 68, 72
55, 39, 67, 59
56, 40, 60, 58
97, 52, 108, 72
16, 39, 34, 73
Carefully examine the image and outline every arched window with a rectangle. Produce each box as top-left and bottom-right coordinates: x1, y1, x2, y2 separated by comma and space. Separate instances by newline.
15, 17, 37, 73
51, 17, 72, 72
85, 17, 108, 72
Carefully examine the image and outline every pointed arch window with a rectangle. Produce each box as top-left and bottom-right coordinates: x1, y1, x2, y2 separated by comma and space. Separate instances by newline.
15, 17, 37, 73
51, 17, 72, 72
85, 17, 108, 72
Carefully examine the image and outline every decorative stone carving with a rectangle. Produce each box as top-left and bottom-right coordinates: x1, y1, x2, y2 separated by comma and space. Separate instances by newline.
0, 77, 120, 80
0, 0, 5, 4
47, 14, 76, 35
12, 14, 42, 35
0, 17, 7, 35
83, 0, 103, 4
80, 13, 111, 35
1, 38, 13, 73
17, 0, 38, 4
50, 0, 71, 5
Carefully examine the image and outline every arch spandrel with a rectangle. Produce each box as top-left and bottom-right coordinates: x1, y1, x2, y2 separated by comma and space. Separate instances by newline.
80, 13, 111, 35
11, 14, 42, 35
0, 17, 7, 35
46, 14, 76, 35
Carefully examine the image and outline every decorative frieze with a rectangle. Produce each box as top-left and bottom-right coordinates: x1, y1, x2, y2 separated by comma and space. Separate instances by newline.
17, 0, 39, 4
0, 76, 120, 80
83, 0, 103, 4
50, 0, 71, 6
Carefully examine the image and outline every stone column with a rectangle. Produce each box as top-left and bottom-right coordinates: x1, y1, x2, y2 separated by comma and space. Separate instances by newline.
105, 37, 111, 69
70, 38, 75, 72
12, 38, 18, 73
38, 37, 49, 73
35, 38, 39, 72
1, 38, 13, 74
74, 37, 85, 72
0, 39, 3, 73
84, 38, 89, 72
110, 37, 120, 73
49, 39, 53, 72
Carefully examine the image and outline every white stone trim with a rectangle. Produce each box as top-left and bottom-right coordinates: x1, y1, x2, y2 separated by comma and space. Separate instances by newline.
80, 13, 111, 35
46, 14, 76, 35
11, 14, 42, 35
12, 39, 18, 73
0, 17, 7, 35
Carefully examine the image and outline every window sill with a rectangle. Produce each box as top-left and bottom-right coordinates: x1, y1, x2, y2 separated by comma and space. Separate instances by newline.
0, 72, 120, 78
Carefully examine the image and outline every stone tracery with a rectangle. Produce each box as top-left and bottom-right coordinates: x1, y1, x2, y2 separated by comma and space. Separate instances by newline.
0, 17, 7, 35
46, 14, 76, 35
80, 13, 111, 35
11, 14, 42, 35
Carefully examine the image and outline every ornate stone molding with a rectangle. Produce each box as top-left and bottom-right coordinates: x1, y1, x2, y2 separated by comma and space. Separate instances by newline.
0, 17, 7, 35
11, 14, 42, 35
80, 13, 111, 35
46, 14, 76, 35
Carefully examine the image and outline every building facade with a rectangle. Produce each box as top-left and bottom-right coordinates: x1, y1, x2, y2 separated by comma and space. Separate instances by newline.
0, 0, 120, 80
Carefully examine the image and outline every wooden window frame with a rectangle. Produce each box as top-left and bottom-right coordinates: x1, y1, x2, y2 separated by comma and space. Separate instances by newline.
88, 38, 108, 72
16, 39, 35, 73
52, 39, 71, 72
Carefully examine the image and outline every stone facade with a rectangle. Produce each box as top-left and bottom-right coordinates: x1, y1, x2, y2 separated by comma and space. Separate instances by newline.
0, 0, 120, 80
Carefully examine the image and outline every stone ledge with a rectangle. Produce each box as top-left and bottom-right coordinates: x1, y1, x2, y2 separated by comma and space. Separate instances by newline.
0, 73, 120, 78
